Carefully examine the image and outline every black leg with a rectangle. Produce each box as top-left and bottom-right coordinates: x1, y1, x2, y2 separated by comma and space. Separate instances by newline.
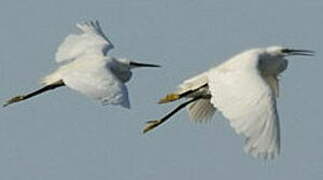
143, 96, 202, 133
3, 80, 65, 107
158, 84, 208, 104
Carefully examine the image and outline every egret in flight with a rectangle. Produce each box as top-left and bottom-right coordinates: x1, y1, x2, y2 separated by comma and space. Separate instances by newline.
143, 46, 314, 159
4, 21, 160, 108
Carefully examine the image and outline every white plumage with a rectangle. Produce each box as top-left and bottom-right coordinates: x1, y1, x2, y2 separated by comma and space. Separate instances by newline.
208, 48, 281, 159
144, 46, 313, 160
41, 21, 130, 107
41, 54, 131, 108
177, 72, 216, 122
55, 21, 114, 63
4, 21, 160, 108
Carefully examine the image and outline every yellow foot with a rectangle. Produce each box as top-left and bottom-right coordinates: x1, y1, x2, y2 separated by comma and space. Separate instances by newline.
158, 93, 180, 104
143, 120, 161, 134
3, 95, 24, 107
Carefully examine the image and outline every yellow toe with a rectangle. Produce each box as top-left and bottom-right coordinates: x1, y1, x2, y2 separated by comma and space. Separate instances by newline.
143, 120, 161, 134
158, 93, 180, 104
3, 96, 24, 107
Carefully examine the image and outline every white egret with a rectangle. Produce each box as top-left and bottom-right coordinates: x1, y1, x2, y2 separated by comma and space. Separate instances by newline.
4, 21, 160, 108
143, 46, 314, 159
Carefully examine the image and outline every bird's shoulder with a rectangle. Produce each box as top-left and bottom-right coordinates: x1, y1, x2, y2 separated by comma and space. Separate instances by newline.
211, 50, 262, 75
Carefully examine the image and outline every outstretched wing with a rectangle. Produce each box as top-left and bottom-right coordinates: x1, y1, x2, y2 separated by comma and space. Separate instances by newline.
55, 20, 114, 63
208, 58, 280, 160
61, 58, 130, 108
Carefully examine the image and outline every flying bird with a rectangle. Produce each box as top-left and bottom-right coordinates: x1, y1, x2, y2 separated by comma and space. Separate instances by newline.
143, 46, 314, 159
4, 21, 160, 108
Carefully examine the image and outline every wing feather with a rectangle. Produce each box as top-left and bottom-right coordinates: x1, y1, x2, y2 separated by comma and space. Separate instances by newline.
208, 58, 280, 159
263, 75, 279, 97
187, 99, 216, 122
55, 21, 114, 63
61, 58, 130, 108
177, 72, 216, 122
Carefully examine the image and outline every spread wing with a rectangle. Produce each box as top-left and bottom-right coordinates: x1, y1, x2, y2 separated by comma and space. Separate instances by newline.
55, 20, 114, 63
208, 59, 280, 159
61, 59, 130, 108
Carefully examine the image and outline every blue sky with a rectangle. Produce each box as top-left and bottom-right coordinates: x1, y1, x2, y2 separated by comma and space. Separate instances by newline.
1, 0, 323, 179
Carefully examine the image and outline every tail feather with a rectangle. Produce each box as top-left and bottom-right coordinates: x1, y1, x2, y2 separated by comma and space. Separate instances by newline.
187, 99, 216, 122
41, 72, 62, 86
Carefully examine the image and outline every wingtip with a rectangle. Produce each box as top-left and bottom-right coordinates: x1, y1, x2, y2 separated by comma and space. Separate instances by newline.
76, 20, 101, 33
244, 142, 279, 160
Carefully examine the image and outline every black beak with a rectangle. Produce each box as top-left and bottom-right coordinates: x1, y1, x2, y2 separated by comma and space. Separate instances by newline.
282, 49, 315, 56
129, 61, 161, 68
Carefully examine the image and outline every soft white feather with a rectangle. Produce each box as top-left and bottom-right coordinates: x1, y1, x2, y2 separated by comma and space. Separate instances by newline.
187, 98, 216, 122
263, 75, 279, 97
55, 21, 114, 63
176, 72, 216, 122
3, 20, 161, 109
208, 50, 280, 159
43, 55, 130, 108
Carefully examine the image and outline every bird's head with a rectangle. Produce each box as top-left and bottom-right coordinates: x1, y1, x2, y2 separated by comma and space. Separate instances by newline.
257, 46, 314, 76
109, 57, 160, 82
265, 46, 314, 57
116, 58, 161, 70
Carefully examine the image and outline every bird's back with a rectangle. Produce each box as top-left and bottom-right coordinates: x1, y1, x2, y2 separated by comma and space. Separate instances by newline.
211, 49, 262, 74
42, 55, 98, 85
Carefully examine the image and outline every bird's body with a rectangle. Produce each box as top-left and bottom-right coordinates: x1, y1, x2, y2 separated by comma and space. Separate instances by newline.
144, 46, 313, 160
42, 55, 132, 108
207, 48, 287, 159
4, 21, 160, 108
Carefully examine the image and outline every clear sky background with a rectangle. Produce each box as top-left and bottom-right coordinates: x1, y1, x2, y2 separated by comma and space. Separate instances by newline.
1, 0, 322, 179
